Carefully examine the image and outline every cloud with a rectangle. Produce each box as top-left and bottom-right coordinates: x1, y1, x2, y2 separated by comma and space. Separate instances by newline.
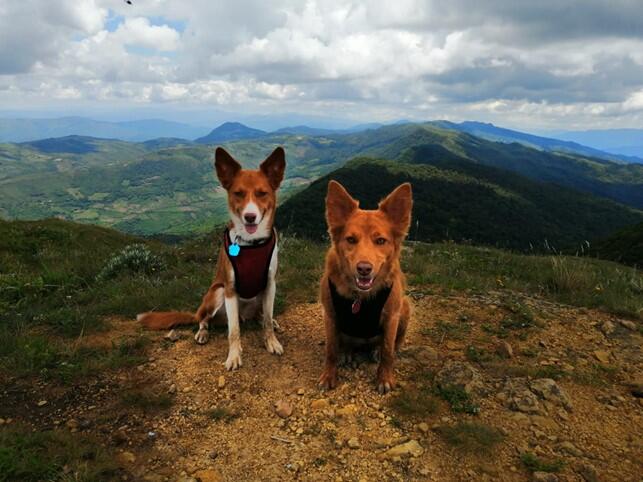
1, 0, 643, 129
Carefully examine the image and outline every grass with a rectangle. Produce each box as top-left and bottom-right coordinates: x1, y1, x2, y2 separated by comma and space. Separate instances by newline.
389, 388, 439, 417
0, 425, 119, 482
520, 452, 565, 473
436, 422, 505, 454
207, 407, 239, 423
570, 363, 619, 387
435, 385, 480, 414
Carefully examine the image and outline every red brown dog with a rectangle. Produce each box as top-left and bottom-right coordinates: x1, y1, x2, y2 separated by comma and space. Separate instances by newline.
318, 180, 413, 393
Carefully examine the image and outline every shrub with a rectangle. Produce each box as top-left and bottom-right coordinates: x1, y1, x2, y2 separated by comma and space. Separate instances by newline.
96, 244, 165, 281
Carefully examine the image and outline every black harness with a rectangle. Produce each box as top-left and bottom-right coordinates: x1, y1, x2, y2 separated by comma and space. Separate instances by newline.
329, 279, 391, 339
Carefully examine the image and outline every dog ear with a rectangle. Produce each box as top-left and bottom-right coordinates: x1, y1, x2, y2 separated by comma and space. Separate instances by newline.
326, 180, 358, 231
215, 147, 242, 190
379, 183, 413, 236
260, 147, 286, 190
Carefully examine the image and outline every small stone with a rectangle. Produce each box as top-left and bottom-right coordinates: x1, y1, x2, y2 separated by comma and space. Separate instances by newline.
147, 431, 157, 440
532, 472, 558, 482
297, 388, 305, 396
336, 404, 357, 417
183, 386, 192, 393
66, 419, 78, 429
599, 320, 615, 336
435, 361, 486, 396
37, 400, 47, 407
577, 463, 599, 482
275, 400, 293, 419
311, 398, 330, 411
116, 451, 136, 464
347, 437, 360, 449
217, 376, 226, 389
168, 384, 177, 394
208, 451, 218, 460
417, 422, 429, 433
164, 329, 181, 342
626, 376, 643, 398
0, 418, 5, 425
593, 350, 611, 364
559, 441, 583, 457
496, 341, 514, 358
618, 320, 636, 331
530, 378, 572, 411
380, 440, 423, 459
193, 469, 223, 482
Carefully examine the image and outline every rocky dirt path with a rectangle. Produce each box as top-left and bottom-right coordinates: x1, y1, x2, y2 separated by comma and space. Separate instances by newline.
2, 291, 642, 481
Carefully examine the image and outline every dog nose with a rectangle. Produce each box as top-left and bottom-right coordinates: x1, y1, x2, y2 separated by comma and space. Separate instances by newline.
244, 213, 257, 223
357, 262, 373, 276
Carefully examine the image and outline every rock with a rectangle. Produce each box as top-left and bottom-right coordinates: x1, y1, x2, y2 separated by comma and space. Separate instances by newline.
626, 377, 643, 398
530, 378, 572, 411
618, 320, 636, 331
297, 388, 305, 396
599, 320, 615, 336
496, 341, 514, 358
275, 400, 293, 418
559, 441, 583, 457
336, 404, 357, 417
418, 422, 429, 433
194, 469, 223, 482
593, 350, 611, 364
532, 472, 558, 482
311, 398, 330, 411
183, 386, 192, 393
347, 437, 360, 449
380, 440, 424, 459
37, 400, 48, 407
435, 361, 486, 396
530, 415, 559, 432
164, 329, 181, 342
217, 376, 226, 389
168, 384, 177, 394
66, 419, 78, 429
577, 463, 599, 482
503, 379, 542, 414
414, 346, 439, 363
116, 451, 136, 464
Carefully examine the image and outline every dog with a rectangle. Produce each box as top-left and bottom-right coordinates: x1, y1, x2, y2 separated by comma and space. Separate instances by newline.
138, 146, 286, 370
318, 180, 413, 393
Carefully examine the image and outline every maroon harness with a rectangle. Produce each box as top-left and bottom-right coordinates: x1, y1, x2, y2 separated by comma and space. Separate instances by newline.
223, 227, 277, 299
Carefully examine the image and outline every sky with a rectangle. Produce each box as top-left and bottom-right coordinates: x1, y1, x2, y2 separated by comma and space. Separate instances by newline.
1, 0, 643, 130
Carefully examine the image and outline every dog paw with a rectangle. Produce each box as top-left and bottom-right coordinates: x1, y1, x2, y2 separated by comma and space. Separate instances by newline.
194, 329, 209, 344
376, 370, 396, 394
318, 367, 338, 390
265, 335, 284, 355
224, 349, 243, 371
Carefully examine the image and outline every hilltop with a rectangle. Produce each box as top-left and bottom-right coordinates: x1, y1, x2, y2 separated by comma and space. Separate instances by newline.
0, 219, 641, 481
195, 122, 267, 144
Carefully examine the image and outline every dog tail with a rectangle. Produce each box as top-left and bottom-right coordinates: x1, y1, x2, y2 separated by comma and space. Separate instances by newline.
137, 311, 195, 330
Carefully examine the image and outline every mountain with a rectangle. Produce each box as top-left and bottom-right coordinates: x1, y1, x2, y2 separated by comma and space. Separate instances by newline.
194, 122, 267, 144
272, 125, 337, 136
589, 222, 643, 267
277, 151, 642, 251
436, 121, 643, 164
0, 116, 209, 143
548, 129, 643, 160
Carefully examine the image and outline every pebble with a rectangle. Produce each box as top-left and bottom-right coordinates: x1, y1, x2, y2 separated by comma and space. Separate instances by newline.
593, 350, 611, 364
618, 320, 636, 331
336, 404, 357, 417
168, 384, 177, 394
164, 329, 181, 342
297, 388, 305, 396
577, 462, 599, 482
559, 441, 583, 457
496, 341, 514, 358
380, 440, 423, 459
37, 400, 48, 407
116, 451, 136, 464
183, 386, 192, 393
347, 437, 360, 449
217, 376, 226, 389
599, 320, 615, 336
275, 400, 293, 418
193, 469, 222, 482
417, 422, 429, 433
532, 472, 558, 482
311, 398, 330, 411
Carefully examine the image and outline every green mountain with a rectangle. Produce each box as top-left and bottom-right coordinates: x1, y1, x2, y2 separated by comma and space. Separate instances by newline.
1, 122, 642, 237
277, 150, 642, 252
589, 222, 643, 267
195, 122, 266, 144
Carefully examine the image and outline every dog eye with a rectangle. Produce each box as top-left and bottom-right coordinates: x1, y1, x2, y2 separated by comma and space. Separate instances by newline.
346, 236, 357, 244
256, 191, 268, 198
233, 191, 245, 198
375, 237, 387, 245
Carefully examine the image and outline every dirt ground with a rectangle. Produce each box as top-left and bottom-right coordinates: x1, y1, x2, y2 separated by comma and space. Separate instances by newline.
1, 291, 641, 482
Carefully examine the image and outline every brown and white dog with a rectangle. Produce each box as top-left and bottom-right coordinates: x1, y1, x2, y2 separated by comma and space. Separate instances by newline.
138, 147, 286, 370
318, 181, 413, 393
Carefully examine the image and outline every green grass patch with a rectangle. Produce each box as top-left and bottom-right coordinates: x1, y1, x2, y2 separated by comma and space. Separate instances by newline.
435, 385, 480, 414
570, 363, 619, 387
520, 452, 565, 473
465, 345, 494, 363
0, 425, 119, 482
436, 422, 505, 453
389, 388, 439, 417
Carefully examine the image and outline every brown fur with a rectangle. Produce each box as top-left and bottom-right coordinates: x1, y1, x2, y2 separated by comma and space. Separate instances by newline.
318, 181, 413, 393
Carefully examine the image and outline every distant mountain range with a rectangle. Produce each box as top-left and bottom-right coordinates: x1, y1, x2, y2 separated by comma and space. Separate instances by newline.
547, 129, 643, 159
194, 122, 267, 144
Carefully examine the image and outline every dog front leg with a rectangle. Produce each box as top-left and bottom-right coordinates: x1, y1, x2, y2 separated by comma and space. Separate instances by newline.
377, 313, 400, 394
262, 277, 283, 355
224, 296, 243, 370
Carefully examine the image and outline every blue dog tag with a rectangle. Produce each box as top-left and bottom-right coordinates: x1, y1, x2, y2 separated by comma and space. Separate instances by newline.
228, 243, 240, 257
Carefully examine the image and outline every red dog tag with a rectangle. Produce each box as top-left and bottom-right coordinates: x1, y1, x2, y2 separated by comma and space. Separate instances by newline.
351, 298, 361, 314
